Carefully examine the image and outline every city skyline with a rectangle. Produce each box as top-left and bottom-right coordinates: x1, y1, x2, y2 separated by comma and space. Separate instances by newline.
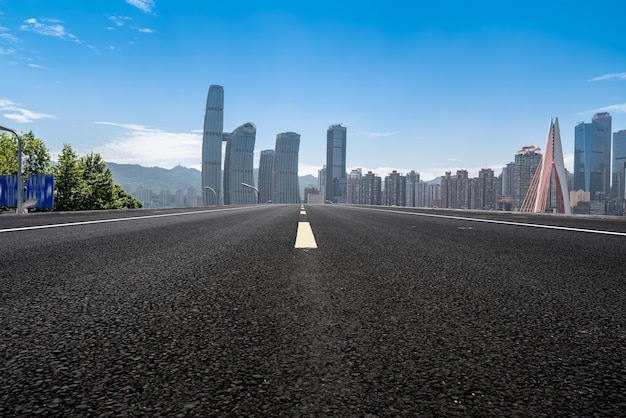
1, 1, 626, 180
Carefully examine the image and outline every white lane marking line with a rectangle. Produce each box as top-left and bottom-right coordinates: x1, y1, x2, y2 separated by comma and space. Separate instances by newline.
295, 221, 318, 248
343, 206, 626, 237
300, 210, 306, 215
0, 206, 258, 234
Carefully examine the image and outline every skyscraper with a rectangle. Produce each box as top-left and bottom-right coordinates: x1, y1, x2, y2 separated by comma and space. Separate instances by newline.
258, 150, 274, 203
223, 123, 256, 205
361, 171, 382, 205
405, 170, 420, 207
272, 132, 300, 204
574, 112, 612, 197
202, 85, 224, 205
612, 130, 626, 198
472, 168, 499, 210
326, 124, 347, 203
384, 170, 406, 206
347, 168, 362, 204
513, 146, 542, 210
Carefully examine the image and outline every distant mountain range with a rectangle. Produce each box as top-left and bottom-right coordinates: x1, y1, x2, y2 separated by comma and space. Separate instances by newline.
106, 162, 319, 198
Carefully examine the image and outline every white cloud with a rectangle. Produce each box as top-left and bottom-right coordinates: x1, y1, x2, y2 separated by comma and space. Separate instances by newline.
27, 63, 46, 69
0, 98, 56, 123
0, 31, 19, 43
126, 0, 155, 13
20, 18, 88, 47
589, 72, 626, 82
592, 103, 626, 114
108, 16, 132, 27
0, 47, 16, 55
22, 18, 70, 39
298, 163, 323, 177
93, 121, 202, 169
137, 28, 155, 33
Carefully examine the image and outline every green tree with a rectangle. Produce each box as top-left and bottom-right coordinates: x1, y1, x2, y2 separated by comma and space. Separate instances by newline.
113, 184, 142, 209
53, 144, 87, 211
0, 132, 17, 174
0, 130, 51, 175
79, 152, 116, 210
53, 146, 142, 211
22, 131, 52, 176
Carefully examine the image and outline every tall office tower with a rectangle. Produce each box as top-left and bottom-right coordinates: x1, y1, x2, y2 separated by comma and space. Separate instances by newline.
574, 112, 612, 198
384, 170, 406, 206
258, 150, 274, 203
272, 132, 301, 204
347, 168, 362, 204
513, 146, 542, 210
202, 85, 224, 205
405, 170, 420, 207
223, 123, 256, 205
521, 118, 570, 214
326, 124, 347, 203
472, 168, 499, 210
612, 130, 626, 198
361, 171, 382, 205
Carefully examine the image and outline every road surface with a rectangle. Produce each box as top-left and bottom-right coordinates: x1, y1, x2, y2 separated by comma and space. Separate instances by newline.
1, 205, 625, 416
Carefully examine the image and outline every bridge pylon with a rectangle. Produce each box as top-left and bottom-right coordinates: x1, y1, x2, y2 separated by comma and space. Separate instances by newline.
520, 118, 571, 214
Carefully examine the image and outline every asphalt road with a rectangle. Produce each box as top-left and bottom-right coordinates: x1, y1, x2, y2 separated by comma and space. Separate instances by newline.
1, 205, 625, 416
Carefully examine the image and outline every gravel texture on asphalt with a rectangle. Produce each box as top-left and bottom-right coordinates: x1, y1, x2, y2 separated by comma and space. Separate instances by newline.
1, 205, 625, 416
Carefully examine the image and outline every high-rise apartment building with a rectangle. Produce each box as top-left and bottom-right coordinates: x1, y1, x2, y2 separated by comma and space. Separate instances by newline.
258, 150, 274, 203
384, 170, 406, 206
202, 85, 224, 205
574, 112, 612, 198
326, 124, 347, 203
223, 123, 256, 205
272, 132, 301, 204
441, 170, 470, 209
612, 130, 626, 198
361, 171, 382, 205
501, 162, 515, 198
513, 146, 542, 210
472, 168, 499, 210
405, 170, 420, 207
347, 168, 362, 204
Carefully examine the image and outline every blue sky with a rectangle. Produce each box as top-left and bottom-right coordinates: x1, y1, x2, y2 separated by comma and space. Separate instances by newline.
1, 0, 625, 180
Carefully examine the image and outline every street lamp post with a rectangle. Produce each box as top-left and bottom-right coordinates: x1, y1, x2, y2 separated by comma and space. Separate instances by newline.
241, 182, 260, 204
0, 125, 23, 214
204, 186, 217, 206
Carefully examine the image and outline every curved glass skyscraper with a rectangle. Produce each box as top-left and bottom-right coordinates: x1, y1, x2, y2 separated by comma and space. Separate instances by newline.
224, 123, 256, 205
202, 85, 224, 205
272, 132, 301, 204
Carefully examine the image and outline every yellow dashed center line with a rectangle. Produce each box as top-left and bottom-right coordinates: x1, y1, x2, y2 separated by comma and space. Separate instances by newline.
295, 206, 318, 249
